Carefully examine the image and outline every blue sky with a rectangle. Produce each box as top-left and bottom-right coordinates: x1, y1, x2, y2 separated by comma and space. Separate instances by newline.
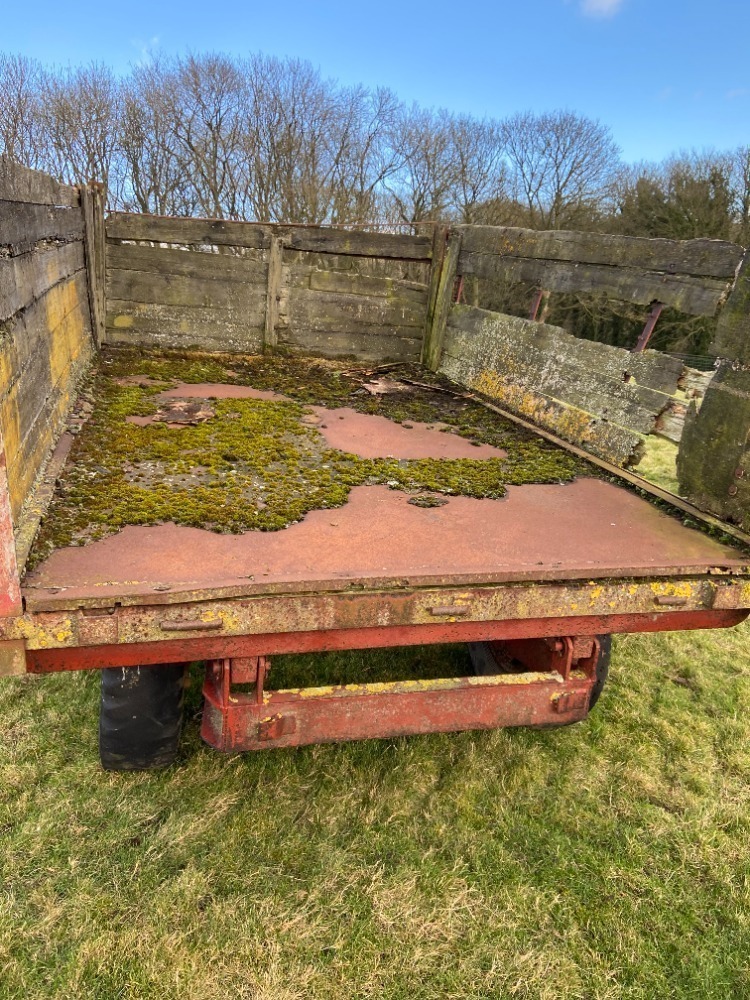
3, 0, 748, 162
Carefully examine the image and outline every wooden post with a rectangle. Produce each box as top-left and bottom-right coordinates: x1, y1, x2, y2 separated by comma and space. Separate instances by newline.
422, 229, 461, 371
81, 181, 107, 346
711, 252, 750, 361
263, 235, 284, 353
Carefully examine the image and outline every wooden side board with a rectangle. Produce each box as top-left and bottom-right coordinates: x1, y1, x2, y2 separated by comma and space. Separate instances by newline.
107, 213, 433, 261
677, 364, 750, 531
0, 155, 79, 208
105, 228, 431, 361
0, 158, 95, 539
457, 225, 744, 317
440, 305, 682, 466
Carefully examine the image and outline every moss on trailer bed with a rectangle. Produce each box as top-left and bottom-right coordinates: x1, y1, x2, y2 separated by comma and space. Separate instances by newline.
27, 349, 585, 569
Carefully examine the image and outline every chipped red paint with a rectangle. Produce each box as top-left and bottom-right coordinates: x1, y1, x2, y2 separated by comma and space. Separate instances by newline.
199, 638, 602, 751
306, 406, 507, 459
25, 608, 747, 673
24, 481, 747, 603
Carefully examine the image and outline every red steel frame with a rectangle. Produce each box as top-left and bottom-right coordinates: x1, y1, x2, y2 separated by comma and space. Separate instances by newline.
201, 637, 602, 752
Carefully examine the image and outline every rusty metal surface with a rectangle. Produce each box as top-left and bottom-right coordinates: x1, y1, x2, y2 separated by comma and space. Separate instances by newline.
304, 406, 507, 459
11, 574, 750, 652
22, 479, 749, 611
200, 652, 598, 752
20, 606, 748, 673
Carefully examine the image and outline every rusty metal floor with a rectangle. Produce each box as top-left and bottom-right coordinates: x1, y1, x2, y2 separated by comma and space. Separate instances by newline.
23, 380, 749, 608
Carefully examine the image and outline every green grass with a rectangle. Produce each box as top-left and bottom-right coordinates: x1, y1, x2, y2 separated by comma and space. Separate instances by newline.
2, 628, 750, 998
639, 437, 680, 495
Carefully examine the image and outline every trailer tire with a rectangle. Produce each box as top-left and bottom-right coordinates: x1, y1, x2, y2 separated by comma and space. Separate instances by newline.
99, 663, 188, 771
588, 634, 612, 711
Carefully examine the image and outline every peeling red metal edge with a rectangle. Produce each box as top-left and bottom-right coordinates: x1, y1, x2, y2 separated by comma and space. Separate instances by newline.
25, 608, 748, 673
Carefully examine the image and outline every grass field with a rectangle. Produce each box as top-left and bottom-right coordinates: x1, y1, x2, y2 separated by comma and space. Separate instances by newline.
1, 625, 750, 999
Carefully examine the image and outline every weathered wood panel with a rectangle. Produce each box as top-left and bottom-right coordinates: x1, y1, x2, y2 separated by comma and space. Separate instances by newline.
107, 242, 267, 282
107, 268, 268, 312
423, 230, 460, 370
107, 213, 432, 260
677, 364, 750, 530
278, 328, 422, 362
460, 251, 730, 316
0, 200, 84, 254
81, 181, 106, 345
0, 155, 79, 208
440, 304, 682, 466
288, 287, 425, 333
711, 252, 750, 361
263, 236, 284, 351
106, 301, 264, 354
1, 268, 93, 521
458, 226, 743, 278
0, 241, 84, 323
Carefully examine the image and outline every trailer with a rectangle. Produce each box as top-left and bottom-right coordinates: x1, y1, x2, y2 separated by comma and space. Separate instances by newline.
1, 157, 749, 770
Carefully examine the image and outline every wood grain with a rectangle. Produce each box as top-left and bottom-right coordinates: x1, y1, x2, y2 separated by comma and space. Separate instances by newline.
0, 155, 79, 208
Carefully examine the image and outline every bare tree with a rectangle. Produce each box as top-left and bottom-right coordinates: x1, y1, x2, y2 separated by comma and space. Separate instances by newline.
447, 115, 506, 223
38, 63, 121, 187
502, 109, 619, 229
0, 54, 43, 166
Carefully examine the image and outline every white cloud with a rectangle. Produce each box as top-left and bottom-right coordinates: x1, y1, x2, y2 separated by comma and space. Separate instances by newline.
726, 88, 749, 101
580, 0, 625, 17
131, 35, 161, 66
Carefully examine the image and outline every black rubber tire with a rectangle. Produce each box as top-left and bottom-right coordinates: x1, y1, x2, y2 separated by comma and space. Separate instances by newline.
99, 662, 188, 771
468, 634, 612, 711
588, 634, 612, 711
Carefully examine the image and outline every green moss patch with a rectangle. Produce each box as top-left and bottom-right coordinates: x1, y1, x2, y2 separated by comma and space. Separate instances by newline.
28, 349, 587, 568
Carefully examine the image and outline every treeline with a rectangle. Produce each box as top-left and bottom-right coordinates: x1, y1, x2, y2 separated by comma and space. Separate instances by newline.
1, 51, 748, 354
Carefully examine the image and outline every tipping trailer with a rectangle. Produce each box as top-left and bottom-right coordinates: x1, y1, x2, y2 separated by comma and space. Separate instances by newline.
1, 157, 750, 770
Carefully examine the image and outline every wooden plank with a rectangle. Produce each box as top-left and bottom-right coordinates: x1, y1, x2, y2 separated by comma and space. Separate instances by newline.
711, 252, 750, 361
0, 155, 79, 208
106, 242, 267, 283
279, 225, 432, 261
442, 340, 670, 436
6, 351, 88, 522
81, 182, 106, 345
446, 304, 683, 394
107, 268, 268, 313
421, 226, 449, 367
0, 241, 85, 323
0, 200, 84, 254
279, 328, 421, 362
107, 213, 270, 249
457, 225, 744, 279
288, 287, 425, 338
264, 236, 284, 352
460, 252, 729, 316
423, 231, 461, 371
2, 274, 92, 453
0, 269, 91, 405
677, 365, 750, 530
105, 301, 264, 354
654, 399, 688, 443
106, 213, 433, 260
440, 305, 684, 466
3, 289, 92, 519
303, 267, 427, 300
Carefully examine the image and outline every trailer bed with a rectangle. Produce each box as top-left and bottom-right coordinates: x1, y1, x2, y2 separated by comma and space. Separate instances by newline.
21, 351, 750, 610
